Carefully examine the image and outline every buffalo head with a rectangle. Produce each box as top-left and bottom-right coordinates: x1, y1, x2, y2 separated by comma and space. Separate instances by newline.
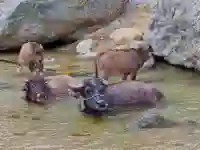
22, 74, 51, 105
68, 77, 109, 114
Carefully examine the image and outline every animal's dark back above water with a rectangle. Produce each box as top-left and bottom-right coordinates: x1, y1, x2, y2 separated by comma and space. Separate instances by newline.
70, 78, 167, 115
102, 81, 166, 110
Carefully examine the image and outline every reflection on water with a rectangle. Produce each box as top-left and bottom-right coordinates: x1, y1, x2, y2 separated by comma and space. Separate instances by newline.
0, 48, 200, 149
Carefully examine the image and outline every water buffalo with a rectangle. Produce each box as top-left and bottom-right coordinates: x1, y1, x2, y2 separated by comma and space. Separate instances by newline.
77, 41, 153, 81
22, 73, 82, 105
22, 73, 166, 116
17, 41, 44, 73
0, 42, 44, 74
69, 77, 167, 116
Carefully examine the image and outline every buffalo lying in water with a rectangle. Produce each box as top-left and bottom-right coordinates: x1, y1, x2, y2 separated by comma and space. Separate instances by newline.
22, 73, 81, 105
69, 77, 167, 116
22, 73, 167, 116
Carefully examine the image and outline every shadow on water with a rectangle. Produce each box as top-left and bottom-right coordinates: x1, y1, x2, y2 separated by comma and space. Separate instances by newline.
1, 47, 200, 149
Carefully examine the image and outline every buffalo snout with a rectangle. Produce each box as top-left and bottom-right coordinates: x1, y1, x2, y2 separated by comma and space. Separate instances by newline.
22, 75, 51, 104
68, 77, 109, 113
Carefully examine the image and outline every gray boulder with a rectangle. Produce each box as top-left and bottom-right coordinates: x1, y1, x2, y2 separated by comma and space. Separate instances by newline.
0, 0, 128, 50
145, 0, 200, 71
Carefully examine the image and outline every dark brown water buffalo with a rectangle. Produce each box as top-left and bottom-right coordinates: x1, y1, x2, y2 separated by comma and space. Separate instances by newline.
69, 77, 167, 115
0, 42, 44, 74
22, 73, 166, 116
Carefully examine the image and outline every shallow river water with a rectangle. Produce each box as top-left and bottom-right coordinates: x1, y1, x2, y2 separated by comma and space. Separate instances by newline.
1, 48, 200, 149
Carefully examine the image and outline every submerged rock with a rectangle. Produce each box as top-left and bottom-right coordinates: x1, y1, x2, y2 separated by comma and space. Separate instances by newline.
0, 81, 12, 90
0, 0, 128, 50
145, 0, 200, 71
133, 108, 177, 129
131, 108, 199, 129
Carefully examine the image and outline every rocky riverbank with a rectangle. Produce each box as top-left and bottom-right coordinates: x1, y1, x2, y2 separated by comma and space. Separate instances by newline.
76, 0, 200, 72
1, 0, 200, 72
0, 0, 128, 50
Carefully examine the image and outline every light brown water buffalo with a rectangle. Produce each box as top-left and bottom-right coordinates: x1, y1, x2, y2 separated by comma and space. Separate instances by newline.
77, 41, 153, 81
0, 42, 44, 74
22, 73, 82, 105
17, 42, 44, 73
22, 73, 166, 116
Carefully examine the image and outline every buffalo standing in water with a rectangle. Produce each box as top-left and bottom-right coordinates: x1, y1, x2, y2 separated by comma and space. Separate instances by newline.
22, 73, 166, 116
77, 40, 154, 81
0, 42, 44, 74
17, 42, 44, 73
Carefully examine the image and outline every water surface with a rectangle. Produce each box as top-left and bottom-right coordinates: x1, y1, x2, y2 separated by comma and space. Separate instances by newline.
0, 47, 200, 149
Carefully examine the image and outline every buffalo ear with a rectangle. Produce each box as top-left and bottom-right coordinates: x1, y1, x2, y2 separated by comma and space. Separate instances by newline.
44, 78, 50, 84
22, 79, 29, 91
101, 78, 108, 86
22, 83, 28, 91
24, 79, 29, 83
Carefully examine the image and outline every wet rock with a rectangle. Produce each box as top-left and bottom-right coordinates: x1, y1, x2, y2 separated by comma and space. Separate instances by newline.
0, 82, 12, 90
133, 108, 177, 129
7, 110, 21, 119
71, 132, 91, 137
109, 28, 143, 45
142, 56, 155, 69
13, 131, 27, 136
76, 39, 97, 55
132, 108, 200, 130
0, 0, 128, 50
31, 116, 41, 120
7, 113, 21, 119
186, 120, 199, 126
145, 0, 200, 71
80, 2, 151, 51
68, 71, 93, 77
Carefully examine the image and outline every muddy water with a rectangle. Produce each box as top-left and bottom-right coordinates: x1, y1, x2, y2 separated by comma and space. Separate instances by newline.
1, 49, 200, 149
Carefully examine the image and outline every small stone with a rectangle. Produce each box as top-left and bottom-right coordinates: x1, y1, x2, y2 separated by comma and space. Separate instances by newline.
186, 120, 199, 126
8, 113, 20, 119
32, 116, 41, 120
173, 142, 185, 146
76, 39, 94, 55
71, 132, 91, 136
13, 131, 26, 136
